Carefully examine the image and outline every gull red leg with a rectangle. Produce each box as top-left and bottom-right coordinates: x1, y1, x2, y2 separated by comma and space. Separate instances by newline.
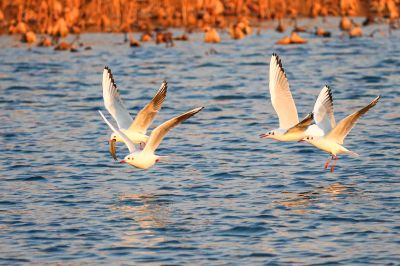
324, 156, 333, 170
330, 156, 338, 172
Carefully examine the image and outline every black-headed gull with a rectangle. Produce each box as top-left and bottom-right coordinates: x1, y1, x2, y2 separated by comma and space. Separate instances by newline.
98, 107, 204, 169
260, 53, 314, 141
102, 66, 167, 160
305, 95, 380, 172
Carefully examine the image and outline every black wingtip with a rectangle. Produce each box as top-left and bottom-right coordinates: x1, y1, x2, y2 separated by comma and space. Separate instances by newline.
272, 53, 286, 76
104, 67, 117, 88
193, 106, 204, 114
160, 80, 168, 93
325, 85, 333, 103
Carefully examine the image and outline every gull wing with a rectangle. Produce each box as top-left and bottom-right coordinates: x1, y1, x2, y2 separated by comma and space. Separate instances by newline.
98, 110, 135, 153
102, 67, 133, 130
286, 113, 314, 134
269, 53, 299, 129
127, 81, 168, 135
313, 85, 336, 135
326, 96, 380, 144
143, 107, 204, 153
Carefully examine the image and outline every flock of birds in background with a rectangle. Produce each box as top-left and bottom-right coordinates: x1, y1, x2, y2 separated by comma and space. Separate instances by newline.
99, 53, 380, 172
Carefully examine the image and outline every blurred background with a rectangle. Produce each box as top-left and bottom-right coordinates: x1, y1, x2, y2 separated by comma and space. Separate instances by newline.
1, 0, 399, 37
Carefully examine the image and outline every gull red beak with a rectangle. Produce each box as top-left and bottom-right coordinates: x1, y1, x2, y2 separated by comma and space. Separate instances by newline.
120, 160, 126, 163
298, 139, 305, 142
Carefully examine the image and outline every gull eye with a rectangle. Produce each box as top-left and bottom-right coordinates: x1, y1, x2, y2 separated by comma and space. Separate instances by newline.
272, 132, 275, 135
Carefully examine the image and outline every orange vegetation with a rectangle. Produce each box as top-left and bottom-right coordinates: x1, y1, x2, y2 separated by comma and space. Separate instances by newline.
204, 26, 221, 43
276, 32, 308, 45
0, 0, 399, 36
0, 0, 398, 48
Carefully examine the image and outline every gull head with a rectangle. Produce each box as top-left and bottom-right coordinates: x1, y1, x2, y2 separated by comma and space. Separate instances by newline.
109, 132, 119, 143
259, 131, 275, 139
304, 135, 318, 143
120, 154, 134, 165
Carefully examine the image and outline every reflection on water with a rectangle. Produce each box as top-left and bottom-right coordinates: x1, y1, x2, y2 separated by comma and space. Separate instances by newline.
0, 18, 399, 264
278, 183, 353, 212
113, 194, 171, 247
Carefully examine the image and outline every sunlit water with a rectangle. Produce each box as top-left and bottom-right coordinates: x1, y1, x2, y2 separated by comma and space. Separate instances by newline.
0, 18, 399, 264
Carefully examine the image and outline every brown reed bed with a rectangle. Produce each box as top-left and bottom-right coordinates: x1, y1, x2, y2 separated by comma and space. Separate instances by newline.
1, 0, 399, 48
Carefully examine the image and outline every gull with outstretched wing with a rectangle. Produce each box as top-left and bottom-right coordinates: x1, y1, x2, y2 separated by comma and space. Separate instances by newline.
260, 53, 314, 142
99, 107, 203, 169
305, 95, 380, 172
102, 66, 167, 160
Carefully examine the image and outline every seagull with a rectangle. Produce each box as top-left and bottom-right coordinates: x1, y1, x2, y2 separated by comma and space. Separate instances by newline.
305, 95, 380, 172
102, 66, 167, 160
260, 53, 314, 142
98, 107, 204, 169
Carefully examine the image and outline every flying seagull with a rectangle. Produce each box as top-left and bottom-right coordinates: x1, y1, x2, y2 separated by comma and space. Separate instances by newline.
98, 107, 204, 169
260, 53, 314, 141
102, 66, 167, 160
305, 95, 380, 172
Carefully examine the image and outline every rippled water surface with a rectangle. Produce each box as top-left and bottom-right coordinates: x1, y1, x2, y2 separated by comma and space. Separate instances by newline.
1, 19, 399, 264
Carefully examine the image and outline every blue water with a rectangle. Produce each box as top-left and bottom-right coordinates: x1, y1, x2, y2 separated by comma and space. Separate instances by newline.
0, 19, 400, 264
